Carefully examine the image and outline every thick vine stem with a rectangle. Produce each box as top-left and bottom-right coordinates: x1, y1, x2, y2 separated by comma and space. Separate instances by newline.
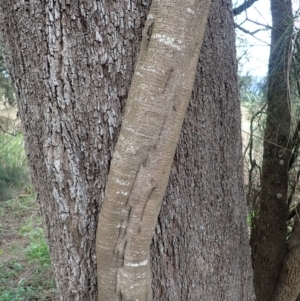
96, 0, 211, 300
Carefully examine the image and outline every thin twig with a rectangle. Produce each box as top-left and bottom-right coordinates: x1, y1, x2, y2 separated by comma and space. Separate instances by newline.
235, 24, 270, 45
242, 129, 293, 151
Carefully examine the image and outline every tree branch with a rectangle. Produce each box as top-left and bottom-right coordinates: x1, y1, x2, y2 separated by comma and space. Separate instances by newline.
233, 0, 259, 16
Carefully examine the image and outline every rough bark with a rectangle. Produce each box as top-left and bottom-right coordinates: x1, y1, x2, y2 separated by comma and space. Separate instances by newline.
274, 208, 300, 301
0, 0, 254, 300
250, 0, 293, 300
0, 1, 150, 300
150, 0, 255, 300
96, 0, 211, 300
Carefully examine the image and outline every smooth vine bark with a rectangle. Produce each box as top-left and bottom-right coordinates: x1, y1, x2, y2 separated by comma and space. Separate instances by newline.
0, 0, 254, 300
96, 0, 211, 300
250, 0, 293, 300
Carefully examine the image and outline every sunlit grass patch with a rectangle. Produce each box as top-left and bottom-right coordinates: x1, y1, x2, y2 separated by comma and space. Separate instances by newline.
20, 219, 51, 267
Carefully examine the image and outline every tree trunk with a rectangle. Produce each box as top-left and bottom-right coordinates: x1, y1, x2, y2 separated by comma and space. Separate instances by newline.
274, 206, 300, 301
151, 0, 254, 300
0, 1, 150, 299
0, 0, 254, 300
250, 0, 293, 300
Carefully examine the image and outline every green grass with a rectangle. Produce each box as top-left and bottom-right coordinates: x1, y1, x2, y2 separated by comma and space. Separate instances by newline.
0, 133, 58, 300
0, 194, 58, 301
20, 220, 51, 267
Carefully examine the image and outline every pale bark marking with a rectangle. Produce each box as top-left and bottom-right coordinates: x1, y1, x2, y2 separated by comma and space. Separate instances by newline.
187, 7, 195, 14
125, 259, 148, 267
152, 34, 185, 51
147, 14, 155, 20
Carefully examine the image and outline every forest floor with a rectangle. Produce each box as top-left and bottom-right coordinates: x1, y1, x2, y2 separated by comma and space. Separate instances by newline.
0, 116, 59, 301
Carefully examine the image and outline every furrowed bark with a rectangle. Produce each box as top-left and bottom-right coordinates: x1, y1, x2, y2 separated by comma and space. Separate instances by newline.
151, 0, 255, 298
250, 0, 293, 299
0, 1, 150, 299
96, 0, 211, 300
